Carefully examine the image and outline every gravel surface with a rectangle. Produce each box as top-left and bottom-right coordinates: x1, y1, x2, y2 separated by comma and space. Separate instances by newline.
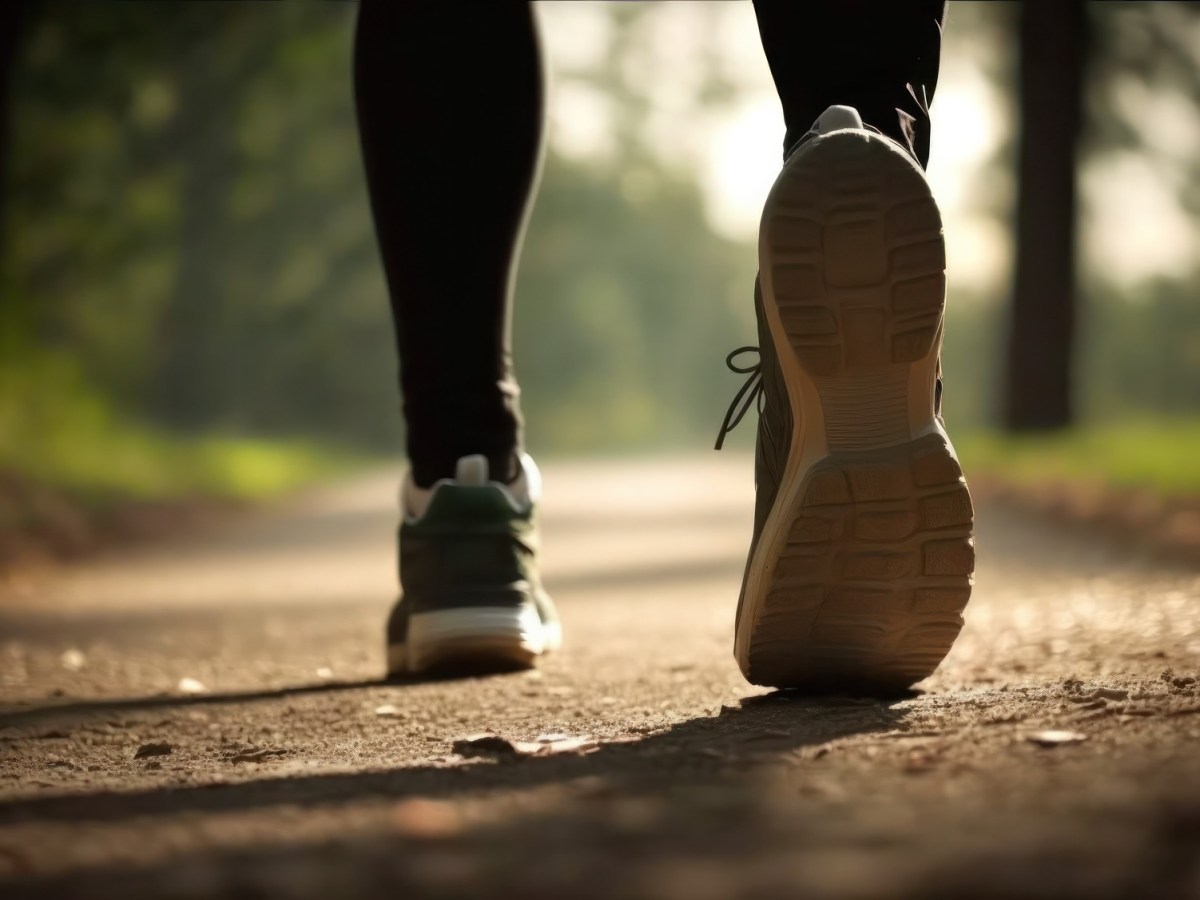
1, 456, 1198, 898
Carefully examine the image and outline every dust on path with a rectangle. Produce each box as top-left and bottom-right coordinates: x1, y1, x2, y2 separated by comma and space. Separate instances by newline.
1, 456, 1198, 898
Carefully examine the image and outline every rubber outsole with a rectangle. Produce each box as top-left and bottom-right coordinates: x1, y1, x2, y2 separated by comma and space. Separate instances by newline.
738, 128, 974, 691
388, 606, 560, 677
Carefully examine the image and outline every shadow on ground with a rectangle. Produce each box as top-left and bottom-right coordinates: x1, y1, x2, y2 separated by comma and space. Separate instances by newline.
0, 683, 930, 898
0, 686, 908, 827
3, 681, 1194, 899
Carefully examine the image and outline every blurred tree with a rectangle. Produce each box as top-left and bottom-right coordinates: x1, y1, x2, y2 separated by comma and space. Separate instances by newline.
1076, 2, 1200, 423
1083, 282, 1200, 419
515, 3, 757, 452
151, 5, 256, 427
0, 0, 31, 308
5, 0, 1194, 473
1003, 0, 1088, 431
2, 2, 756, 458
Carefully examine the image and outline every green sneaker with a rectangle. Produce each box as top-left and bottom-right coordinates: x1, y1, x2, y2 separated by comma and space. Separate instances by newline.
719, 105, 974, 692
386, 453, 561, 677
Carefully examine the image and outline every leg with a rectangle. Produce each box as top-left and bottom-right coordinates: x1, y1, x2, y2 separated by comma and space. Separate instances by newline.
355, 1, 559, 677
753, 0, 946, 166
0, 2, 31, 257
354, 0, 544, 487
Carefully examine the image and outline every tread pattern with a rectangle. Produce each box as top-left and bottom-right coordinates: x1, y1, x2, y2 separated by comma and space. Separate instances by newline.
769, 136, 946, 380
747, 434, 973, 690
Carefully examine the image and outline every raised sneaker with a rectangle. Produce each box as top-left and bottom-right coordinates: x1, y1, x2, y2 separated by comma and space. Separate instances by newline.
718, 105, 975, 692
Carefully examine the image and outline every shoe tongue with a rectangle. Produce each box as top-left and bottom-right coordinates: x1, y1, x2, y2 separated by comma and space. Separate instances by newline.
455, 454, 490, 486
814, 105, 863, 135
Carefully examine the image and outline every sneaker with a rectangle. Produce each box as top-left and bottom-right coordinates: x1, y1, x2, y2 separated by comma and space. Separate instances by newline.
718, 105, 974, 692
386, 453, 561, 676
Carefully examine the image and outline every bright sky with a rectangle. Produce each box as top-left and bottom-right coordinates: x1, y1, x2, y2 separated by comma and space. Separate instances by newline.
537, 1, 1197, 294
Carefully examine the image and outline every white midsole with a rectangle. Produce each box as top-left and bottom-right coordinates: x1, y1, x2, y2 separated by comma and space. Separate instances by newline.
389, 606, 561, 674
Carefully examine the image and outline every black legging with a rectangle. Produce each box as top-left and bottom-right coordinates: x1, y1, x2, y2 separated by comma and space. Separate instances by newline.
354, 0, 946, 487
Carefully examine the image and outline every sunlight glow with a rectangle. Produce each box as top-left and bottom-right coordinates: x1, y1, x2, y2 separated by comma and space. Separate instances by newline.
1084, 152, 1200, 287
541, 2, 1200, 297
539, 2, 1008, 291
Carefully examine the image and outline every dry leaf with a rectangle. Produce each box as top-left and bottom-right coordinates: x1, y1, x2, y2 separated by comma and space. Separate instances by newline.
453, 734, 520, 757
452, 733, 598, 759
1086, 687, 1128, 702
228, 747, 288, 764
534, 736, 598, 755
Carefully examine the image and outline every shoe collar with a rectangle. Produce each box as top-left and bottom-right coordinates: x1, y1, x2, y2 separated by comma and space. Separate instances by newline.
402, 453, 541, 522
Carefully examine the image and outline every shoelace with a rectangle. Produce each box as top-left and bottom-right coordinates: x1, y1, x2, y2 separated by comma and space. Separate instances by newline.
715, 348, 946, 449
715, 356, 944, 451
714, 346, 763, 450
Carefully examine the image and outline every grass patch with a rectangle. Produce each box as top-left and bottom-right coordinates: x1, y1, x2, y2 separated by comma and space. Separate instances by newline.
0, 353, 354, 503
955, 420, 1200, 497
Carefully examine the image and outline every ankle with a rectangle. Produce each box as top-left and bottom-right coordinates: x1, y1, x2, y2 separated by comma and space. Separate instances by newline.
410, 452, 521, 490
405, 452, 531, 520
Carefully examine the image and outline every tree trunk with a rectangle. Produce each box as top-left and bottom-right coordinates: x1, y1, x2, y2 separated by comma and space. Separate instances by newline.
151, 10, 250, 428
151, 86, 235, 428
1003, 0, 1088, 431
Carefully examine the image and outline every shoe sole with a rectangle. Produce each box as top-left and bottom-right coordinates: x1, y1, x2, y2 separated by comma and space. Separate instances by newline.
738, 128, 974, 692
388, 605, 562, 677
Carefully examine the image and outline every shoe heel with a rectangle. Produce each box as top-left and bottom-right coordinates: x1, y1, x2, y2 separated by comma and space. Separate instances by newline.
746, 433, 974, 691
394, 606, 551, 675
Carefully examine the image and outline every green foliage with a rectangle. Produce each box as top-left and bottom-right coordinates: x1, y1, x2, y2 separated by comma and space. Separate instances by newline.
0, 350, 346, 501
957, 420, 1200, 496
4, 2, 401, 455
1079, 282, 1200, 421
2, 1, 767, 475
938, 279, 1200, 433
517, 154, 756, 454
939, 294, 1006, 431
1, 0, 1197, 507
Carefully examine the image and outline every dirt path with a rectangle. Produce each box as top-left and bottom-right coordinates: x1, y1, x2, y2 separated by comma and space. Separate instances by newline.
1, 456, 1198, 898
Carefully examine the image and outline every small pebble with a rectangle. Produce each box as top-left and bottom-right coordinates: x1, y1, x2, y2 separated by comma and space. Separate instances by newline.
135, 741, 175, 759
177, 678, 208, 695
1026, 730, 1087, 747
